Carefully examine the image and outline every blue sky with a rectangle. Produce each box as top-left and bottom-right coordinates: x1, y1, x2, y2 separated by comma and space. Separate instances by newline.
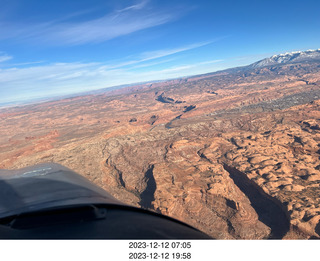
0, 0, 320, 105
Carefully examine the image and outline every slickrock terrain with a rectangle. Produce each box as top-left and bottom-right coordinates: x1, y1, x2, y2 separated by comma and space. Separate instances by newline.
1, 50, 320, 239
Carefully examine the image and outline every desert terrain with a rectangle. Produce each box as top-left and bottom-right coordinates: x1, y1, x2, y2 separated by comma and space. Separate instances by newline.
1, 52, 320, 239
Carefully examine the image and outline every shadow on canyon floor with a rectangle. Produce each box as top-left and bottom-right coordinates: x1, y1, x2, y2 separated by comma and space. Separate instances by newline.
223, 164, 290, 239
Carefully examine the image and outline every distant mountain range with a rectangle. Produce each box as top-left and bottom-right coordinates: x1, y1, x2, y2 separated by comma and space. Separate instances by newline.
1, 48, 320, 109
249, 49, 320, 68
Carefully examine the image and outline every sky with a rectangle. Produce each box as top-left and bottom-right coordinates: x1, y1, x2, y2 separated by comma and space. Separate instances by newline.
0, 0, 320, 105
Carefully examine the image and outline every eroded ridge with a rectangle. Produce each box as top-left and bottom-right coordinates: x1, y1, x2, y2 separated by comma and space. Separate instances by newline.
223, 164, 290, 239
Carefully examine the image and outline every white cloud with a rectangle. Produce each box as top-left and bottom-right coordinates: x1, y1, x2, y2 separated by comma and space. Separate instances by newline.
6, 61, 45, 67
47, 13, 172, 45
196, 59, 224, 65
116, 0, 150, 13
0, 55, 226, 105
96, 41, 215, 70
139, 41, 213, 61
0, 54, 12, 63
0, 39, 225, 105
0, 0, 177, 45
133, 59, 224, 78
129, 58, 176, 69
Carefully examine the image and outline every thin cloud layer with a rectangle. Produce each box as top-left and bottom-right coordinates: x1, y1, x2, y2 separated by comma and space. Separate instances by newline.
116, 0, 150, 13
139, 41, 214, 61
48, 12, 173, 45
0, 0, 178, 45
0, 54, 12, 63
0, 48, 224, 104
0, 1, 229, 106
99, 41, 215, 70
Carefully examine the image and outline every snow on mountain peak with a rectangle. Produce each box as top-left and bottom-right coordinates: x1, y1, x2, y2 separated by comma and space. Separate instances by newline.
250, 49, 320, 68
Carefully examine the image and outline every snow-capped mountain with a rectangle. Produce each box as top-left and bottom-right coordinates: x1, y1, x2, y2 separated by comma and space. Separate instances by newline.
249, 49, 320, 68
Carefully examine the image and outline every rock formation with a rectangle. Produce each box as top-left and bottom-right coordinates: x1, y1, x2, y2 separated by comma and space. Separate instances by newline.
1, 50, 320, 238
